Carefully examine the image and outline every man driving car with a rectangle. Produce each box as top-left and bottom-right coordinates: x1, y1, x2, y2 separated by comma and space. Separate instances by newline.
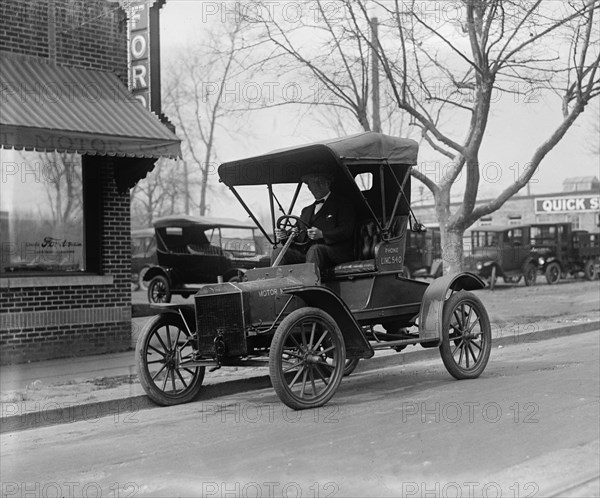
271, 173, 356, 273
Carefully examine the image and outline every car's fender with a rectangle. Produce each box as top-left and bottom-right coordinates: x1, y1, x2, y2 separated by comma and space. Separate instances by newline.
418, 272, 486, 343
148, 303, 196, 332
143, 266, 174, 285
283, 286, 374, 359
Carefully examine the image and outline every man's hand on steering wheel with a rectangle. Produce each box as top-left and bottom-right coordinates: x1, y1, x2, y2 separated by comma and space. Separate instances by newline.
275, 215, 311, 246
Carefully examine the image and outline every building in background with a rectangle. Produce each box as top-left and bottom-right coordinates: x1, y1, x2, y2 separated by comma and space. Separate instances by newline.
0, 0, 180, 364
413, 177, 600, 234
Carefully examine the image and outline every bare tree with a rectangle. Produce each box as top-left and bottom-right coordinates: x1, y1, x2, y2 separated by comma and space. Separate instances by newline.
130, 158, 192, 228
247, 0, 600, 272
162, 17, 249, 216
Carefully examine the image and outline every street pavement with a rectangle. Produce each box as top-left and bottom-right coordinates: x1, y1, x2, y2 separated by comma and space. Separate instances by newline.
2, 331, 598, 497
1, 311, 598, 433
1, 280, 599, 432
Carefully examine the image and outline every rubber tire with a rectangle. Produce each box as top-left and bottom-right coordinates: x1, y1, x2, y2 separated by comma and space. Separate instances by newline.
584, 260, 598, 281
523, 263, 537, 287
439, 291, 492, 380
147, 275, 171, 303
136, 313, 205, 406
343, 358, 360, 377
269, 307, 346, 410
545, 262, 561, 285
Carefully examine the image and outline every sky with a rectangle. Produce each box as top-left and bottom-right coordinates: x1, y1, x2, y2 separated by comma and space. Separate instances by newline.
156, 0, 600, 218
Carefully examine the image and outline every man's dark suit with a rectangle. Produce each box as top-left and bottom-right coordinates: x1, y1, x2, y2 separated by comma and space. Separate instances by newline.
274, 193, 356, 272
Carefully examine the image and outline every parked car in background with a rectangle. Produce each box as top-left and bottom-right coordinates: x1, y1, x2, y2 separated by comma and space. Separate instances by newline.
131, 228, 157, 291
144, 215, 271, 303
404, 224, 443, 278
464, 225, 538, 289
530, 222, 600, 283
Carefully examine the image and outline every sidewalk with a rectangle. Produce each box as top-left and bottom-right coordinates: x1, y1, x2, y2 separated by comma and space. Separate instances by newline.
1, 310, 598, 433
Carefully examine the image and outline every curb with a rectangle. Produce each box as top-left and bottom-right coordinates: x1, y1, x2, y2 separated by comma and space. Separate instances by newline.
2, 320, 598, 433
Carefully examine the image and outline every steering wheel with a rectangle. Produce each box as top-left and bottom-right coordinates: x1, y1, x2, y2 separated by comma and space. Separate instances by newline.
276, 215, 311, 246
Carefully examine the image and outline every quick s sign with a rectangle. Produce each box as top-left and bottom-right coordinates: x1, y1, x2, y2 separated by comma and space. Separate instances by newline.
535, 195, 600, 213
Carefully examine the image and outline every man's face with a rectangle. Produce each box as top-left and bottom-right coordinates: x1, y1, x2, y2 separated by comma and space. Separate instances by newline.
305, 176, 331, 200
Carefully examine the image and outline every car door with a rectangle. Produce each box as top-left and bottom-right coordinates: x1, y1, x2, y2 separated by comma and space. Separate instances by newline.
502, 228, 529, 271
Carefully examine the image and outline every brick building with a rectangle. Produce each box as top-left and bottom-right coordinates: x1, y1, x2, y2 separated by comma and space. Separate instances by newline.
0, 0, 180, 364
412, 177, 600, 235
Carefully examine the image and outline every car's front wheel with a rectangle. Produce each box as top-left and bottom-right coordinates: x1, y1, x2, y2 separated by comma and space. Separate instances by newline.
136, 313, 204, 406
269, 307, 346, 410
545, 262, 561, 285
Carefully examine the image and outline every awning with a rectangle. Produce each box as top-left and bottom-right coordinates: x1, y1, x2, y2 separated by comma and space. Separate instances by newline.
0, 57, 181, 159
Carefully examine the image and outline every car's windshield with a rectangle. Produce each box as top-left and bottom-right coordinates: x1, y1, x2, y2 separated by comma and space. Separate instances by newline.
472, 231, 499, 248
530, 225, 559, 245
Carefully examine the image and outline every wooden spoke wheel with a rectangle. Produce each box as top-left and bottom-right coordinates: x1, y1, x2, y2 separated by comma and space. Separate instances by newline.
439, 291, 492, 379
136, 313, 204, 406
148, 275, 171, 304
269, 307, 346, 410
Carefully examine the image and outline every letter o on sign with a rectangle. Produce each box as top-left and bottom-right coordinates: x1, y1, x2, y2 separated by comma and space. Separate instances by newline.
131, 34, 147, 59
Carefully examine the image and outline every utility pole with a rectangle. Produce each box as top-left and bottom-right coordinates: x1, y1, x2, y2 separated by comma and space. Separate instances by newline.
370, 17, 381, 133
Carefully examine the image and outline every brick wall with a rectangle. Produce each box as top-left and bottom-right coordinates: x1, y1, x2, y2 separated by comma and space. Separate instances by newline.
0, 0, 133, 364
0, 0, 128, 85
0, 1, 50, 58
0, 161, 132, 364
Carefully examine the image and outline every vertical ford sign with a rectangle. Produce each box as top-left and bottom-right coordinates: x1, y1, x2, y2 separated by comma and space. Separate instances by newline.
128, 1, 151, 110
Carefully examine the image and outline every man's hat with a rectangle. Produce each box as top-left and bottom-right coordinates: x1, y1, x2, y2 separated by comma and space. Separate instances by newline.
301, 172, 333, 183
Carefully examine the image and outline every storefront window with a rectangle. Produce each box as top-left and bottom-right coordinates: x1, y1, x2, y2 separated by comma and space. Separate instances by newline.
1, 149, 85, 275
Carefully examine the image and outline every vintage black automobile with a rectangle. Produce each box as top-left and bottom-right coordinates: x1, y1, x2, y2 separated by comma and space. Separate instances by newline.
464, 225, 539, 290
131, 228, 156, 291
136, 132, 492, 410
143, 215, 271, 303
530, 222, 600, 283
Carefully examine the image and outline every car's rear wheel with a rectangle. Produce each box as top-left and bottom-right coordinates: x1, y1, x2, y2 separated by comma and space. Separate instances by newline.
269, 307, 346, 410
523, 263, 537, 286
147, 275, 171, 303
584, 259, 598, 281
439, 291, 491, 379
136, 313, 204, 406
545, 262, 561, 285
343, 358, 360, 377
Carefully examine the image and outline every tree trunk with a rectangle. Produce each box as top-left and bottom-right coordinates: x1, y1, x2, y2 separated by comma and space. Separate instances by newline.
440, 227, 465, 275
